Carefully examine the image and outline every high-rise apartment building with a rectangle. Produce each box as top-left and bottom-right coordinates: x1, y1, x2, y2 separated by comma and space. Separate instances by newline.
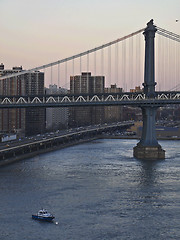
69, 72, 105, 126
24, 71, 45, 136
0, 63, 45, 136
70, 72, 104, 94
45, 84, 68, 131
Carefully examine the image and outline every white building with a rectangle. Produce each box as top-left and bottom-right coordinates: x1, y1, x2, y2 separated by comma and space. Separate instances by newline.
45, 84, 68, 131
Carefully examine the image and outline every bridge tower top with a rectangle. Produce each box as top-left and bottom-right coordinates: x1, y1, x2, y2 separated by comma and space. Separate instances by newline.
143, 19, 157, 97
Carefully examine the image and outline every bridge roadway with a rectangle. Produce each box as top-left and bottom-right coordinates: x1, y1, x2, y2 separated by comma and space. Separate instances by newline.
0, 121, 134, 166
0, 91, 179, 108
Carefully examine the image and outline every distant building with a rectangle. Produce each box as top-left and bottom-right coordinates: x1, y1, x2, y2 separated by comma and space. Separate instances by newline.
130, 86, 143, 93
69, 72, 105, 126
104, 84, 123, 94
104, 84, 123, 123
157, 106, 180, 121
137, 124, 180, 138
70, 72, 104, 94
129, 120, 180, 138
45, 84, 68, 131
0, 63, 45, 136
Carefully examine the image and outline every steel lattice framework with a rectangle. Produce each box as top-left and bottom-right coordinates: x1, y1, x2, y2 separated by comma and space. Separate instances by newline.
0, 91, 179, 108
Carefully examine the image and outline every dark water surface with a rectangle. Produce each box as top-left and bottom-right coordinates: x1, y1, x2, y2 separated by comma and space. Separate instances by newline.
0, 139, 180, 240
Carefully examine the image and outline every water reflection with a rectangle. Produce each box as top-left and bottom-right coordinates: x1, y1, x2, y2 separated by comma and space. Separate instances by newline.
134, 160, 167, 213
137, 160, 161, 186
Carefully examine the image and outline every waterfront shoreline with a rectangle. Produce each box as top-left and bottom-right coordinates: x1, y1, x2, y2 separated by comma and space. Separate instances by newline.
101, 135, 180, 140
0, 137, 98, 167
0, 135, 179, 167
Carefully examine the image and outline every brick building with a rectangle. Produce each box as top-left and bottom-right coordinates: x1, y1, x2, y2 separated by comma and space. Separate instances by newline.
0, 63, 45, 136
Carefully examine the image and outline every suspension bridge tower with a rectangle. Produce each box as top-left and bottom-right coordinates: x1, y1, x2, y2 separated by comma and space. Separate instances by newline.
133, 19, 165, 160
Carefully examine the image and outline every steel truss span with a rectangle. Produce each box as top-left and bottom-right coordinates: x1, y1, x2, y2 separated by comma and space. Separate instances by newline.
0, 91, 179, 108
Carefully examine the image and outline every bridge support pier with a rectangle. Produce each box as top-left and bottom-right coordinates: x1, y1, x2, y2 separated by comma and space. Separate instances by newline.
133, 19, 165, 160
133, 144, 165, 160
133, 106, 165, 160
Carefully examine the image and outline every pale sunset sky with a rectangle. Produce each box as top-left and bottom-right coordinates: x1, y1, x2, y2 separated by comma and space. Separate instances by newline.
1, 0, 180, 71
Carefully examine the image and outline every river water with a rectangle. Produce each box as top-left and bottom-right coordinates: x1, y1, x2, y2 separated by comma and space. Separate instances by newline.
0, 139, 180, 240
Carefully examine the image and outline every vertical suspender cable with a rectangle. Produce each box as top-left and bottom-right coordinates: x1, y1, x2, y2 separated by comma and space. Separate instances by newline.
131, 36, 133, 90
167, 38, 170, 91
165, 38, 168, 90
43, 67, 46, 88
80, 56, 82, 92
129, 37, 132, 90
135, 35, 137, 88
139, 33, 143, 88
165, 37, 168, 90
72, 58, 74, 78
177, 42, 179, 90
171, 39, 174, 90
87, 52, 89, 93
122, 40, 126, 91
136, 34, 139, 88
115, 42, 119, 86
156, 35, 160, 91
108, 45, 111, 87
177, 42, 180, 90
51, 65, 53, 85
65, 61, 67, 90
124, 39, 127, 91
101, 48, 104, 88
175, 41, 177, 90
100, 48, 103, 124
162, 37, 165, 91
58, 63, 60, 88
128, 38, 131, 90
139, 33, 143, 89
160, 35, 163, 91
72, 58, 74, 94
72, 65, 74, 94
155, 35, 158, 90
120, 41, 123, 89
94, 51, 96, 93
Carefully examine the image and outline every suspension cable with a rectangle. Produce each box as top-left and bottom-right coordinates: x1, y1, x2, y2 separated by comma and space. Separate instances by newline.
157, 27, 180, 39
157, 27, 180, 42
0, 28, 145, 80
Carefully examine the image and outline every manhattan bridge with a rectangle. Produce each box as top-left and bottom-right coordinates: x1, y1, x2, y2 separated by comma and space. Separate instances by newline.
0, 20, 180, 159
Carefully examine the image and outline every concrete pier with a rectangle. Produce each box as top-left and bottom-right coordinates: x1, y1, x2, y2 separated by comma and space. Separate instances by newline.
133, 144, 165, 160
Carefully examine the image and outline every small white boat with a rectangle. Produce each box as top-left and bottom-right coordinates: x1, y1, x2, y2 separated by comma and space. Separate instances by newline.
32, 209, 55, 222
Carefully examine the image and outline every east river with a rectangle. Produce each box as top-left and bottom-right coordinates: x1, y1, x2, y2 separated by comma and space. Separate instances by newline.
0, 139, 180, 240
